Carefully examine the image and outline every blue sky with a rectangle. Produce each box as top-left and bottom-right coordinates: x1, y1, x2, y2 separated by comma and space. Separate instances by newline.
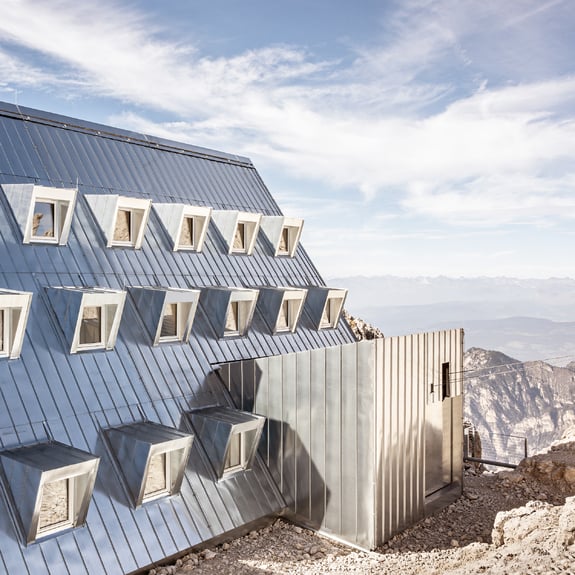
1, 0, 574, 279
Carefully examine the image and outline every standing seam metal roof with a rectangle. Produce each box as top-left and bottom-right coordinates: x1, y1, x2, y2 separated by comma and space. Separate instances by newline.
0, 101, 355, 575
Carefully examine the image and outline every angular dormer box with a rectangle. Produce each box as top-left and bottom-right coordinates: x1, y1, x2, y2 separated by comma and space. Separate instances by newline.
46, 287, 126, 353
0, 289, 33, 359
260, 216, 304, 257
256, 287, 307, 334
186, 406, 265, 479
199, 287, 258, 338
304, 287, 347, 329
1, 183, 77, 245
211, 210, 261, 255
85, 194, 151, 249
153, 203, 211, 252
0, 441, 99, 544
129, 286, 201, 345
104, 421, 193, 508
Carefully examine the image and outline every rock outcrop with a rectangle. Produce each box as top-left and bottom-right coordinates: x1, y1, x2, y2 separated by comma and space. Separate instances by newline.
344, 310, 384, 341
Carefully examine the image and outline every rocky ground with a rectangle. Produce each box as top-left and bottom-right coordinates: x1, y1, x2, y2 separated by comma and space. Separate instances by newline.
148, 441, 575, 575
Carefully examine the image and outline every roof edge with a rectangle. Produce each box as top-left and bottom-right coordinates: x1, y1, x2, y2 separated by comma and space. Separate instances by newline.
0, 101, 253, 167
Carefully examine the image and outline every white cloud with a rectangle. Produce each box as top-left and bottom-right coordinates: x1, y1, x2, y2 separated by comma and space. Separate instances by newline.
0, 0, 574, 234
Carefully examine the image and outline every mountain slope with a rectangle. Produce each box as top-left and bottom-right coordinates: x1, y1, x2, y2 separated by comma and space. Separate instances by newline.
464, 347, 575, 460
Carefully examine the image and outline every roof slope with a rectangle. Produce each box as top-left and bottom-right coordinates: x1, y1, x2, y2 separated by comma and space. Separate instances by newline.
0, 102, 355, 575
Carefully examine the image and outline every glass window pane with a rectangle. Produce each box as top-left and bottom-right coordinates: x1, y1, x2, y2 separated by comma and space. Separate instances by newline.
0, 309, 5, 352
38, 478, 70, 531
160, 303, 178, 338
225, 301, 239, 333
233, 222, 246, 250
225, 433, 242, 470
278, 227, 289, 253
320, 303, 331, 326
80, 306, 102, 345
144, 452, 167, 497
32, 201, 55, 239
276, 300, 289, 330
179, 216, 194, 247
114, 209, 131, 242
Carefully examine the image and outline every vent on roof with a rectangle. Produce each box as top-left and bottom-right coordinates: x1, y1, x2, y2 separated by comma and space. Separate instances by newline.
0, 289, 33, 359
304, 287, 347, 329
153, 203, 212, 252
85, 194, 151, 249
211, 210, 261, 255
46, 287, 126, 353
260, 216, 304, 257
256, 287, 307, 334
104, 421, 193, 508
186, 406, 265, 479
0, 441, 99, 544
129, 286, 201, 345
199, 287, 258, 338
1, 183, 77, 245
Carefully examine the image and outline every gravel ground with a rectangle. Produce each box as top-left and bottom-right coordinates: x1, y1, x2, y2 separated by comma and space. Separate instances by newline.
147, 469, 574, 575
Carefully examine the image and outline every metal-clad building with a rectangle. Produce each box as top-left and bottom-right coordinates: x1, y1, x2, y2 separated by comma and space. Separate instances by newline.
219, 330, 464, 550
0, 101, 463, 573
0, 102, 356, 575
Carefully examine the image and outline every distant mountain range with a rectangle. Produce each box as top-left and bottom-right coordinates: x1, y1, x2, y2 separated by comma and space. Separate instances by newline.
331, 276, 575, 366
464, 348, 575, 463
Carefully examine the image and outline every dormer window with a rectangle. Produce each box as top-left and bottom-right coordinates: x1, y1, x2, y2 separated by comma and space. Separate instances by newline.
255, 287, 306, 334
1, 183, 77, 245
260, 216, 304, 257
85, 194, 151, 249
0, 289, 33, 359
129, 286, 201, 345
199, 287, 258, 338
153, 204, 212, 252
304, 287, 347, 330
104, 421, 193, 508
211, 210, 261, 255
46, 287, 126, 354
0, 441, 99, 544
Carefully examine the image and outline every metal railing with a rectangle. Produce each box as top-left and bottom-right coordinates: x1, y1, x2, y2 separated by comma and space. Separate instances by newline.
464, 426, 527, 469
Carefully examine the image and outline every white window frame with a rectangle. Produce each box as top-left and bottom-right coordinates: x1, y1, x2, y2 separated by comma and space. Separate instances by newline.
260, 216, 303, 257
37, 476, 75, 537
274, 289, 306, 333
319, 295, 345, 329
68, 288, 126, 354
223, 431, 247, 473
0, 290, 33, 359
158, 302, 182, 343
23, 186, 77, 245
153, 203, 212, 252
142, 450, 172, 502
223, 293, 257, 337
78, 305, 106, 350
111, 201, 149, 248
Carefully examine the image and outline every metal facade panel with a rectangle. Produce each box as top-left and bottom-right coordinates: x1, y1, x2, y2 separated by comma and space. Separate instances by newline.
0, 102, 356, 575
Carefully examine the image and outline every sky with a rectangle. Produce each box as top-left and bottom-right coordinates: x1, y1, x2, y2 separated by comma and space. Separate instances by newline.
0, 0, 574, 279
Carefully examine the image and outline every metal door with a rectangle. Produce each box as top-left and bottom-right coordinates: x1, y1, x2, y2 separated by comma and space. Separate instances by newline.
425, 389, 453, 496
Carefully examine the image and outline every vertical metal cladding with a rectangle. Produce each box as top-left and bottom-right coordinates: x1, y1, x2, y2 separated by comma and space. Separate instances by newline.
222, 329, 464, 550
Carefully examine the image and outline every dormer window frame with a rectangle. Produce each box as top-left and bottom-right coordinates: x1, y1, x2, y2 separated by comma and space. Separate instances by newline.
0, 289, 33, 360
152, 203, 212, 252
1, 184, 78, 246
111, 199, 150, 248
319, 295, 345, 329
211, 210, 262, 256
224, 291, 258, 337
27, 187, 77, 245
260, 216, 304, 257
275, 291, 305, 333
85, 194, 151, 250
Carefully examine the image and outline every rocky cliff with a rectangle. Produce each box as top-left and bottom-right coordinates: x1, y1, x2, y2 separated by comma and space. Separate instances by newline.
464, 347, 575, 461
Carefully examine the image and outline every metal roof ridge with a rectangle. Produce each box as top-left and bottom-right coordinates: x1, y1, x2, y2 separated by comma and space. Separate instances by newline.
0, 100, 254, 168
